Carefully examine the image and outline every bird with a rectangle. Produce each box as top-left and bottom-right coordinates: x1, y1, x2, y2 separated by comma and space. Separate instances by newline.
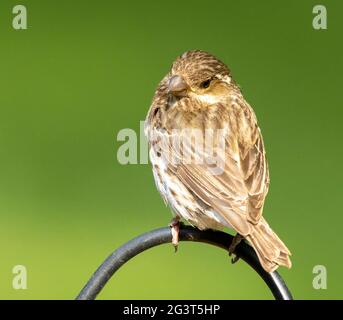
144, 50, 291, 273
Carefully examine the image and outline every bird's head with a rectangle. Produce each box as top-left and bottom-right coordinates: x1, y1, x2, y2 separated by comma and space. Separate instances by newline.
166, 50, 233, 106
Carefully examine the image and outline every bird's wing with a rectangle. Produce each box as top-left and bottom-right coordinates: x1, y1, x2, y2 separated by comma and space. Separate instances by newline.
165, 100, 269, 236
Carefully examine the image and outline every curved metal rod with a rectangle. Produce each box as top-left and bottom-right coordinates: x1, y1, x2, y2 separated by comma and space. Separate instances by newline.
76, 226, 293, 300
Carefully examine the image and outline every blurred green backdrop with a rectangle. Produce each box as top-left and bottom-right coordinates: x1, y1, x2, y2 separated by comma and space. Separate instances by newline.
0, 0, 341, 299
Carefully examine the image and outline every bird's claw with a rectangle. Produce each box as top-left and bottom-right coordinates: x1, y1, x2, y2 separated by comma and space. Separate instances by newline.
228, 233, 243, 264
169, 218, 180, 252
231, 255, 240, 264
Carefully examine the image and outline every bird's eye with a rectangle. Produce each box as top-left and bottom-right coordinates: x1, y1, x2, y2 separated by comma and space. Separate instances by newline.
200, 79, 211, 89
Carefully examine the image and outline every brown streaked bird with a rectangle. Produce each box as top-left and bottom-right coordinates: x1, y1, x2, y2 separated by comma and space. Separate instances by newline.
144, 50, 291, 273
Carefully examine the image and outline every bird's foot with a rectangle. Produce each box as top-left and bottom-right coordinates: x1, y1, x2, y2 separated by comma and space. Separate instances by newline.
169, 217, 181, 252
229, 233, 244, 264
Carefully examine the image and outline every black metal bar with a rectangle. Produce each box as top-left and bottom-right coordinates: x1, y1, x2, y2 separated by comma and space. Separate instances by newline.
76, 226, 293, 300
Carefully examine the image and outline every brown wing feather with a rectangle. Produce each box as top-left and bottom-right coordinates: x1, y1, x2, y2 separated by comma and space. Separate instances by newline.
167, 96, 269, 235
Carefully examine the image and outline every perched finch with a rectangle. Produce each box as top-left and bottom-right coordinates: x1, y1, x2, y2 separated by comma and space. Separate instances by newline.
144, 50, 291, 272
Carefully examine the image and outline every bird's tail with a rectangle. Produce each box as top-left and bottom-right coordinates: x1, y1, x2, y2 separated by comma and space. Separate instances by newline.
246, 217, 292, 273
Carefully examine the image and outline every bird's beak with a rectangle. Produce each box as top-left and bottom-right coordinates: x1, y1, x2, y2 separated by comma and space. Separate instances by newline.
168, 75, 188, 97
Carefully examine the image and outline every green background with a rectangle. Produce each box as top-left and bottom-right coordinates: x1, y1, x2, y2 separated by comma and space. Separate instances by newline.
0, 0, 341, 299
